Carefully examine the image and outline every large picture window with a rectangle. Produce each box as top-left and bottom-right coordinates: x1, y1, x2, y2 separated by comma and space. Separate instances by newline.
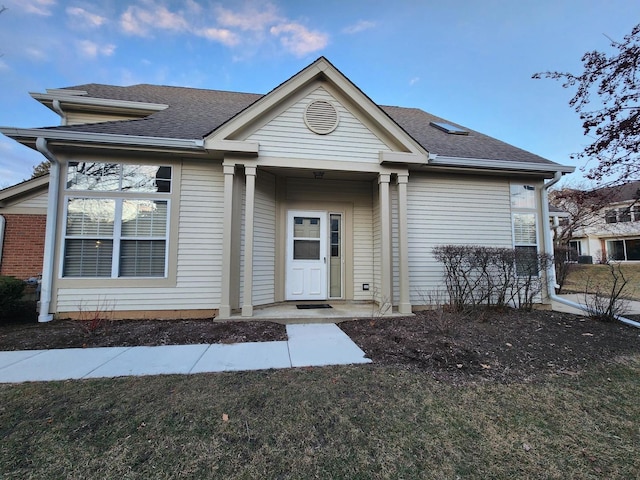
62, 162, 171, 278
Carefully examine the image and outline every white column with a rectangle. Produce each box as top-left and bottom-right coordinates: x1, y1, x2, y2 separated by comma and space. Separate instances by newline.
218, 164, 235, 318
378, 173, 392, 315
397, 173, 412, 314
242, 166, 257, 317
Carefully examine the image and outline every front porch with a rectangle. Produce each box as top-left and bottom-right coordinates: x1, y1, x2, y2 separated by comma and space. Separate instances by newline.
218, 301, 410, 324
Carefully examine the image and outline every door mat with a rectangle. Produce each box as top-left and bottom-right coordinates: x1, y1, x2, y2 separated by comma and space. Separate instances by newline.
296, 304, 332, 309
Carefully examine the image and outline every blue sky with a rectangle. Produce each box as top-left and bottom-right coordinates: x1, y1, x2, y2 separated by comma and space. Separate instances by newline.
1, 0, 638, 188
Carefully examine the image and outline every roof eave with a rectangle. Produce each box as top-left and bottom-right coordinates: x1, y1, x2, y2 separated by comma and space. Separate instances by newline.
426, 155, 575, 176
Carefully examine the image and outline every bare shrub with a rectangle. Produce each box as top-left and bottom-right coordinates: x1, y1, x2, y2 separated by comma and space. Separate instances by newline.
432, 245, 552, 311
77, 298, 115, 335
583, 263, 630, 322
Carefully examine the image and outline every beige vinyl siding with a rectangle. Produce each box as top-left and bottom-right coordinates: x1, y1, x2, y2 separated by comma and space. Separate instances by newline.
56, 161, 224, 312
65, 112, 147, 125
391, 182, 400, 304
407, 173, 513, 304
246, 87, 391, 163
286, 177, 374, 301
371, 183, 381, 303
253, 171, 276, 305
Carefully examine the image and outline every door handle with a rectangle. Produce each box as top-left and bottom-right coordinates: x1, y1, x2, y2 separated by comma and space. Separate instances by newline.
324, 256, 326, 264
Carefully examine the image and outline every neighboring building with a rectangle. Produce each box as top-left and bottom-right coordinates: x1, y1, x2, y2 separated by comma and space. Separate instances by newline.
567, 181, 640, 262
0, 57, 574, 321
0, 175, 49, 279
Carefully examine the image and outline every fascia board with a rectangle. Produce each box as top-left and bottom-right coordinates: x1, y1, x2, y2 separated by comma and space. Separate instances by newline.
429, 155, 575, 174
0, 127, 204, 150
205, 140, 259, 155
380, 151, 428, 165
30, 93, 168, 113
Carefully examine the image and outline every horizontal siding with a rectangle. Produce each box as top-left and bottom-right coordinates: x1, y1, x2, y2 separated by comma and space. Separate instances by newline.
56, 162, 225, 312
247, 87, 390, 163
407, 173, 513, 304
253, 171, 276, 305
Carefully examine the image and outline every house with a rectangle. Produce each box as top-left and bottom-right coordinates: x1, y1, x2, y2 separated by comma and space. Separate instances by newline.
563, 181, 640, 262
0, 175, 49, 280
0, 57, 574, 322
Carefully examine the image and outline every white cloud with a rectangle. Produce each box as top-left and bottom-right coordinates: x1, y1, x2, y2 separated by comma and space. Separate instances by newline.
120, 3, 189, 37
0, 59, 9, 71
116, 1, 329, 56
13, 0, 56, 16
409, 77, 420, 86
196, 27, 239, 46
342, 20, 376, 34
77, 40, 116, 58
270, 23, 328, 57
215, 3, 280, 31
66, 6, 107, 27
24, 46, 48, 61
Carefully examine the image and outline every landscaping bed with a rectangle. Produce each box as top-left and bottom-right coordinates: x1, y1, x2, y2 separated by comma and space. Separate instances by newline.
2, 308, 638, 384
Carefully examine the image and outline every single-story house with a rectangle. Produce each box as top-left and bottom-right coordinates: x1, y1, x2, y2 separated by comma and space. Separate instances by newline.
1, 57, 574, 322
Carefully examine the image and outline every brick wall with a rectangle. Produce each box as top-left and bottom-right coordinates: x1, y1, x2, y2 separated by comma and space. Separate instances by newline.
0, 214, 46, 279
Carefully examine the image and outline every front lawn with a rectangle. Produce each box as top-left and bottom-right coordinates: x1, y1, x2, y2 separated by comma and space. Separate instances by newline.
563, 263, 640, 300
1, 360, 639, 479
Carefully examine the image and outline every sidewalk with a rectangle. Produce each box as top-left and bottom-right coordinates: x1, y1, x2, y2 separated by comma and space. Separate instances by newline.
0, 323, 371, 384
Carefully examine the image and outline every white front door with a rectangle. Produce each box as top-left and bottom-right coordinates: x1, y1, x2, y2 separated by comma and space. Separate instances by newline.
286, 210, 327, 300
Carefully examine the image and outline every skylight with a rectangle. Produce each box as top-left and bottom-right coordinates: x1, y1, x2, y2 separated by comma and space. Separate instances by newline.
430, 121, 469, 135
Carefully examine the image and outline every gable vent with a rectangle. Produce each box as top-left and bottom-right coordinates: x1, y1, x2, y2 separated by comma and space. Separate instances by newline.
304, 100, 339, 135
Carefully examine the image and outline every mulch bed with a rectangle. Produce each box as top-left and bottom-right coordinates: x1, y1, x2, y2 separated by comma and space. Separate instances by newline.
341, 309, 640, 383
1, 307, 639, 384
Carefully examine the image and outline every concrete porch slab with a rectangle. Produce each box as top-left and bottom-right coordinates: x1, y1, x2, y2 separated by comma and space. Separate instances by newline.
0, 349, 45, 370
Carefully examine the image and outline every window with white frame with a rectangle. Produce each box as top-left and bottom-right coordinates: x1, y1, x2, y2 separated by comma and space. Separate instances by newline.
510, 184, 539, 276
62, 163, 171, 278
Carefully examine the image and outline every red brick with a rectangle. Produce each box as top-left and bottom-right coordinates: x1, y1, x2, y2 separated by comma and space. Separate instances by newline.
1, 214, 46, 279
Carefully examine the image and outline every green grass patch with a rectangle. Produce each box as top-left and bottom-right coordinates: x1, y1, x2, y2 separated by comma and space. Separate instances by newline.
564, 263, 640, 300
2, 359, 640, 479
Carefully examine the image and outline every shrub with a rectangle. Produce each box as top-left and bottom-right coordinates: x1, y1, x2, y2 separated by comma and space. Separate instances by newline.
0, 276, 26, 321
432, 245, 552, 311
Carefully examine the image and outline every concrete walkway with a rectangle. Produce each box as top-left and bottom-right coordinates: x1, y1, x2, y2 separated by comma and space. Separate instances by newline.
0, 323, 371, 384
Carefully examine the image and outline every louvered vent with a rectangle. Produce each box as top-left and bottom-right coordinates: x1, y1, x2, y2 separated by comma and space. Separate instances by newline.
304, 100, 339, 134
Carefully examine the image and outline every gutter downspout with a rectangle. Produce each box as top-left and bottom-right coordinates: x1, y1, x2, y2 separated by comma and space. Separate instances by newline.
541, 172, 640, 329
35, 137, 59, 322
51, 99, 67, 126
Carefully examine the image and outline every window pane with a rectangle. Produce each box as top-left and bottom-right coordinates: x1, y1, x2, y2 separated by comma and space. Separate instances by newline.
513, 213, 536, 244
515, 246, 538, 276
294, 240, 320, 260
63, 239, 113, 277
626, 239, 640, 261
66, 198, 115, 236
605, 210, 617, 224
607, 240, 625, 261
67, 162, 120, 191
122, 165, 172, 193
293, 217, 320, 238
119, 240, 166, 277
619, 208, 631, 222
510, 184, 536, 209
121, 200, 168, 237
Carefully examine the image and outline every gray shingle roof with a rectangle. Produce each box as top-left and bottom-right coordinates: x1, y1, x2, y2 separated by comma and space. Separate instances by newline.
40, 83, 557, 166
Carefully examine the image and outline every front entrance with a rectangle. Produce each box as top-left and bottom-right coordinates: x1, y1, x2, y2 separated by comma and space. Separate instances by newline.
286, 210, 327, 300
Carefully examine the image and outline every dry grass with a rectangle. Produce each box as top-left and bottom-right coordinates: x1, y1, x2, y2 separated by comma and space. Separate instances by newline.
563, 263, 640, 300
2, 358, 640, 479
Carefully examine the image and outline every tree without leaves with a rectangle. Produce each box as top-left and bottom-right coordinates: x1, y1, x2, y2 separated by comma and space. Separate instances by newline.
533, 23, 640, 186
